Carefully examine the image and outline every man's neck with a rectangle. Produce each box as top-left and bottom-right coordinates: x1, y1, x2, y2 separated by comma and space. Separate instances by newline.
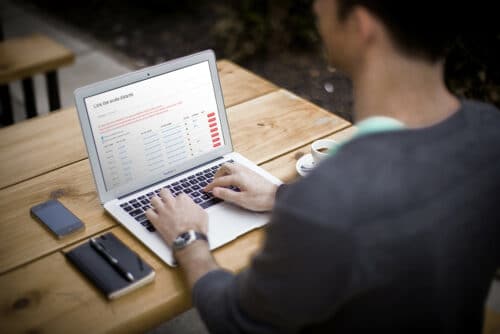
351, 49, 460, 128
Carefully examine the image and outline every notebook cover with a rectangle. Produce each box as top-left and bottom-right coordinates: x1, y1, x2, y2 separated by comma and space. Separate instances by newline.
65, 232, 155, 299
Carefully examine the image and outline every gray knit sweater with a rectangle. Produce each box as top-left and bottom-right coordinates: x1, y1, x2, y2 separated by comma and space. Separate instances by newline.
193, 100, 500, 333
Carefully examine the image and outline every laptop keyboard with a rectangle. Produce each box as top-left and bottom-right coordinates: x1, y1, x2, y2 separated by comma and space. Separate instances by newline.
119, 160, 238, 233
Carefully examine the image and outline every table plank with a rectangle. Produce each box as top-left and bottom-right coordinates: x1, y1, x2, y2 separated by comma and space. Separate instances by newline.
0, 128, 355, 333
484, 307, 500, 334
0, 33, 75, 84
0, 107, 86, 190
0, 89, 349, 274
217, 60, 277, 108
0, 125, 357, 332
0, 226, 265, 333
0, 60, 278, 189
229, 89, 350, 164
260, 126, 358, 183
0, 159, 115, 274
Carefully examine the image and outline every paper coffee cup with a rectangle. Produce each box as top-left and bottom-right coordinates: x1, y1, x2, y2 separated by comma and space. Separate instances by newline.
311, 139, 339, 164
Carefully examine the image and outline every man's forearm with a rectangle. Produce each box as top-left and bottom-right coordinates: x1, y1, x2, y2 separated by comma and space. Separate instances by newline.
175, 241, 219, 289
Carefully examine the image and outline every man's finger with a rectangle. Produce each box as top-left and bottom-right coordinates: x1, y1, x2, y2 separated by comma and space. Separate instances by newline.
176, 192, 194, 204
145, 207, 159, 222
159, 188, 175, 207
213, 162, 239, 178
212, 186, 241, 204
204, 175, 238, 192
150, 196, 167, 214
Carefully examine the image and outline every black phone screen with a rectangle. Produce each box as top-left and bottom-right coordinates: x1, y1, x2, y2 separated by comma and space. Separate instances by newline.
31, 199, 84, 237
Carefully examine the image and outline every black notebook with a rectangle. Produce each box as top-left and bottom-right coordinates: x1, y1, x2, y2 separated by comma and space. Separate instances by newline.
65, 232, 155, 299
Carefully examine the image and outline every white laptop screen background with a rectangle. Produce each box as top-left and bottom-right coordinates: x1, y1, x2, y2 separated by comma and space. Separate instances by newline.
84, 61, 226, 194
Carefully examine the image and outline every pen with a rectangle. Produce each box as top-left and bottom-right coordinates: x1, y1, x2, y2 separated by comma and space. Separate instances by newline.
89, 237, 135, 282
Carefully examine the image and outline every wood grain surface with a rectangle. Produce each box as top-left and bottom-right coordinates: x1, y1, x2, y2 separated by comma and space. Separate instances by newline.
0, 33, 75, 84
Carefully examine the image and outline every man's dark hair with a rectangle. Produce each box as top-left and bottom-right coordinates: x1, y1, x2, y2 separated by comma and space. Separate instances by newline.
335, 0, 464, 63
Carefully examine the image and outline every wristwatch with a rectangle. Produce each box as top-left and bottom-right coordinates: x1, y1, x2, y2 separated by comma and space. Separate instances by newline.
172, 230, 208, 252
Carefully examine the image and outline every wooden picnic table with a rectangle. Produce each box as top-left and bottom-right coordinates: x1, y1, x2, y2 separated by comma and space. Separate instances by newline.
0, 60, 353, 333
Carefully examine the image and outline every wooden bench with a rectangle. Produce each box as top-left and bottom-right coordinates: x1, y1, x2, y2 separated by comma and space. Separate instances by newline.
0, 33, 75, 126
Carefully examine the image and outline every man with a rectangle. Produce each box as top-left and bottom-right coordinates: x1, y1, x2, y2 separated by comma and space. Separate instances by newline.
146, 0, 500, 332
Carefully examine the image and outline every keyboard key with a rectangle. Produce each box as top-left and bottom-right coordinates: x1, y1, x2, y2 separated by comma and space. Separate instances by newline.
122, 206, 133, 212
135, 214, 147, 222
173, 185, 182, 191
174, 191, 181, 196
200, 198, 222, 209
132, 203, 141, 208
197, 176, 206, 181
189, 179, 198, 185
129, 199, 138, 204
180, 178, 188, 182
211, 166, 219, 170
129, 209, 142, 216
120, 203, 128, 208
199, 181, 208, 187
188, 175, 196, 179
141, 199, 149, 205
183, 188, 193, 194
172, 181, 179, 186
147, 192, 154, 197
194, 198, 202, 204
201, 194, 210, 200
181, 182, 191, 188
192, 185, 201, 190
191, 192, 201, 197
195, 172, 203, 176
138, 195, 146, 200
147, 226, 156, 232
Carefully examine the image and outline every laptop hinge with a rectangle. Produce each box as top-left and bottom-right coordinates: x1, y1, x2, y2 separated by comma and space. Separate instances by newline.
117, 156, 226, 200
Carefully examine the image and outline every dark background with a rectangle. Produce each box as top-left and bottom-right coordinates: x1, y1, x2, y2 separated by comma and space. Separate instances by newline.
21, 0, 500, 121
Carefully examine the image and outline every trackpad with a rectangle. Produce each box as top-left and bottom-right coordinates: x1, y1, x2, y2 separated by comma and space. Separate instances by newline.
207, 202, 270, 249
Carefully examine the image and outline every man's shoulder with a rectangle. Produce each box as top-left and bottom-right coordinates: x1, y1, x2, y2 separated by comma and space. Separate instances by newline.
462, 99, 500, 135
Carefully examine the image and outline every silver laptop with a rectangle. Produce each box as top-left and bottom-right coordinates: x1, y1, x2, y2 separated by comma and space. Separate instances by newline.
74, 50, 281, 266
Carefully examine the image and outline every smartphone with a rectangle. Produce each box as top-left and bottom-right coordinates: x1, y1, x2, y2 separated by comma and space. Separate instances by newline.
30, 199, 85, 238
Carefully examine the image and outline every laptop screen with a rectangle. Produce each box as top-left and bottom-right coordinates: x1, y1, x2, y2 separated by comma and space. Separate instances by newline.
84, 61, 225, 192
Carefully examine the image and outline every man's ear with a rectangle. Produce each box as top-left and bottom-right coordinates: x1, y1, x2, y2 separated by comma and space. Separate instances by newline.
351, 5, 378, 46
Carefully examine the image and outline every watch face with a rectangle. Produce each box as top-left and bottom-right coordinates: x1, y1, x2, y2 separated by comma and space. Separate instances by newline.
172, 230, 207, 251
173, 232, 190, 249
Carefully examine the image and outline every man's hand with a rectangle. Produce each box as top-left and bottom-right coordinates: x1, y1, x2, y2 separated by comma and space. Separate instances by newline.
145, 189, 208, 247
145, 190, 218, 288
204, 162, 278, 212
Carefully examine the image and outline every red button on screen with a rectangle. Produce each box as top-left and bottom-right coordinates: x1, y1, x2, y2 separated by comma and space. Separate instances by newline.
207, 112, 215, 117
210, 127, 218, 133
213, 142, 221, 148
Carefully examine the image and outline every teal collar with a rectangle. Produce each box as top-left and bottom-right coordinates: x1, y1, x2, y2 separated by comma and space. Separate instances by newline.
329, 116, 406, 155
355, 116, 406, 137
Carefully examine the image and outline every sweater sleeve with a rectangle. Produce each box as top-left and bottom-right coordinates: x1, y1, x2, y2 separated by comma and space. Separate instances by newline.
193, 182, 358, 333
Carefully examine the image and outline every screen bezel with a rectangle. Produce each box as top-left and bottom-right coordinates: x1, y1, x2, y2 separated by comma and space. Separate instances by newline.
74, 50, 233, 203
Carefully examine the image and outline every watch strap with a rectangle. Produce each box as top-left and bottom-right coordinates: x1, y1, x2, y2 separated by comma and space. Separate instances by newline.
172, 230, 208, 252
